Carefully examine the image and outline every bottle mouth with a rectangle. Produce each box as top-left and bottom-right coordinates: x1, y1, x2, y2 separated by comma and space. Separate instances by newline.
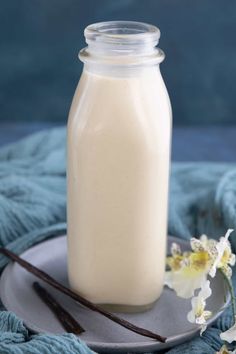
80, 21, 164, 66
84, 21, 160, 47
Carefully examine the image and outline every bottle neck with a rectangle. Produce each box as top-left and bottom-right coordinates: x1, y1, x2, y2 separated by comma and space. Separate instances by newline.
82, 62, 162, 78
79, 21, 165, 71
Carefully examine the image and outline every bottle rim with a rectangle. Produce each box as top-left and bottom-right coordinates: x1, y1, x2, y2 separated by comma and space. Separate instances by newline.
80, 21, 164, 67
84, 21, 160, 47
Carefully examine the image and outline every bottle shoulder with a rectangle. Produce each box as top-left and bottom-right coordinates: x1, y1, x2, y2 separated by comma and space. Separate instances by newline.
68, 69, 171, 125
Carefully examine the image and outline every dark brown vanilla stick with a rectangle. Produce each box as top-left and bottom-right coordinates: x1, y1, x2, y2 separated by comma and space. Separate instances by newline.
33, 281, 85, 335
0, 247, 166, 342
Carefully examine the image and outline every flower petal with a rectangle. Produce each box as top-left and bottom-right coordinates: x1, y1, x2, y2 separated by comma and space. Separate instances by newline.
200, 323, 207, 335
164, 271, 173, 289
220, 318, 236, 344
229, 253, 236, 266
209, 229, 234, 278
171, 242, 181, 256
187, 309, 195, 323
199, 280, 212, 301
191, 238, 205, 252
166, 269, 207, 298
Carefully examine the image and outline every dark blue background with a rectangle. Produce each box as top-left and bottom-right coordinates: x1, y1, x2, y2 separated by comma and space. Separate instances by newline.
1, 0, 236, 125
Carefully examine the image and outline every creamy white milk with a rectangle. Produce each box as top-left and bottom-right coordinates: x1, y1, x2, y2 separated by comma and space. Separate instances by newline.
67, 65, 172, 310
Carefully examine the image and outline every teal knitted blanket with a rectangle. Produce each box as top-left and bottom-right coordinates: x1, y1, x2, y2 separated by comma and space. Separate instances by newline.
0, 127, 235, 354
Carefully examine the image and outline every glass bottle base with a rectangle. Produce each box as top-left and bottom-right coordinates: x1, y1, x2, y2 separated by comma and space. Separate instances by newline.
97, 300, 157, 313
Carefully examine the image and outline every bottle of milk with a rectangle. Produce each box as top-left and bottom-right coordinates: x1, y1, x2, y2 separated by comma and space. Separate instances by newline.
67, 21, 172, 312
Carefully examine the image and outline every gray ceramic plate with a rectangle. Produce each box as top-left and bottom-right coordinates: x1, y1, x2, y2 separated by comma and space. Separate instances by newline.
0, 236, 229, 353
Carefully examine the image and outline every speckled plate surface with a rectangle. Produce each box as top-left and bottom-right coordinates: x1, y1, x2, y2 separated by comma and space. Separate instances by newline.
0, 236, 229, 353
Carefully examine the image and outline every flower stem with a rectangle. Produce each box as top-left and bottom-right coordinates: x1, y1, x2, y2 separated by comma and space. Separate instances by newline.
220, 269, 236, 324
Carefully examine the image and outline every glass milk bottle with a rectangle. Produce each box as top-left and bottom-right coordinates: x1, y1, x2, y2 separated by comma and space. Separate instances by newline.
67, 21, 172, 312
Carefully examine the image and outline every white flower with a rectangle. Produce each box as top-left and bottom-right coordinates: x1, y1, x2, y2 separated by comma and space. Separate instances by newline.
166, 230, 235, 299
220, 316, 236, 344
187, 280, 212, 334
209, 229, 235, 278
165, 243, 211, 298
216, 345, 236, 354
